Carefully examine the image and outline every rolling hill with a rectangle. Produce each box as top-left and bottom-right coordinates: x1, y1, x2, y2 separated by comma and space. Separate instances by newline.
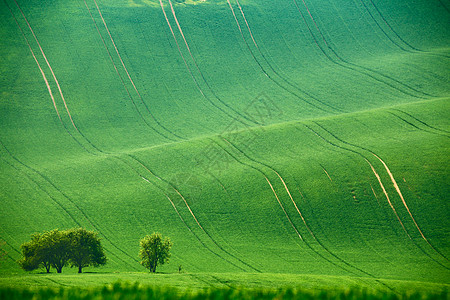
0, 0, 449, 289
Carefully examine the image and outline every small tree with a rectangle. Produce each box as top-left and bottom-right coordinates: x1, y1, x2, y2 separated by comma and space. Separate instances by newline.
139, 233, 172, 273
66, 228, 107, 273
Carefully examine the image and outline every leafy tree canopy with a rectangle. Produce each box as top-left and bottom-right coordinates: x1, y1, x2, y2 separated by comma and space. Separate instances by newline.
139, 233, 173, 273
66, 228, 107, 273
19, 228, 106, 273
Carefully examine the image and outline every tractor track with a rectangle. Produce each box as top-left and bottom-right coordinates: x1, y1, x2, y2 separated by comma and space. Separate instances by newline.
159, 0, 258, 127
291, 0, 434, 99
84, 0, 180, 142
88, 0, 184, 141
308, 121, 450, 267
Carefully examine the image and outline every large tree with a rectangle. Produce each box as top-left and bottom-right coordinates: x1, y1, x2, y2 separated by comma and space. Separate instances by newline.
18, 233, 50, 273
139, 233, 172, 273
66, 228, 107, 273
18, 230, 71, 273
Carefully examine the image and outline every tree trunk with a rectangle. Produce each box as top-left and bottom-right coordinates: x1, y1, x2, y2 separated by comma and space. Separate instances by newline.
78, 266, 82, 273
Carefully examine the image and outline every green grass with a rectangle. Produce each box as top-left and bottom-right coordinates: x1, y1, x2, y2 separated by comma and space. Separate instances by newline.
0, 0, 449, 295
0, 284, 448, 300
0, 273, 449, 299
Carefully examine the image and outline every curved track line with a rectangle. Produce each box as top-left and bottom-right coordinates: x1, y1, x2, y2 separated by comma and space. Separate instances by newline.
392, 109, 450, 135
225, 0, 337, 114
0, 156, 81, 227
140, 175, 247, 271
221, 135, 385, 277
320, 165, 333, 182
83, 0, 178, 142
364, 158, 410, 238
130, 155, 260, 272
12, 0, 78, 130
5, 1, 61, 121
370, 183, 382, 207
311, 122, 450, 264
162, 0, 258, 125
89, 0, 183, 141
233, 0, 344, 113
291, 0, 432, 99
366, 0, 421, 52
372, 153, 446, 260
361, 0, 450, 59
264, 176, 304, 241
6, 1, 177, 268
9, 0, 103, 155
357, 0, 411, 53
212, 140, 306, 245
0, 141, 137, 269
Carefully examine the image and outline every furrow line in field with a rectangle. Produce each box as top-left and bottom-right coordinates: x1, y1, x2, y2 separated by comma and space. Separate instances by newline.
167, 0, 260, 125
264, 176, 304, 241
5, 0, 102, 155
215, 139, 373, 276
0, 141, 137, 269
364, 1, 449, 59
370, 183, 382, 207
319, 164, 333, 182
8, 0, 103, 155
312, 121, 450, 265
212, 140, 306, 244
292, 0, 433, 99
438, 0, 450, 13
220, 136, 382, 277
373, 153, 449, 262
2, 239, 21, 256
225, 0, 336, 114
83, 0, 177, 142
0, 156, 82, 228
360, 0, 449, 59
131, 155, 204, 230
232, 0, 344, 113
12, 0, 78, 130
6, 1, 165, 267
292, 0, 419, 99
357, 0, 411, 53
364, 157, 410, 238
139, 176, 247, 272
89, 0, 183, 141
391, 109, 450, 135
302, 123, 450, 270
160, 0, 256, 126
387, 112, 449, 138
304, 122, 412, 238
4, 0, 60, 121
129, 155, 260, 272
366, 0, 420, 52
316, 0, 437, 94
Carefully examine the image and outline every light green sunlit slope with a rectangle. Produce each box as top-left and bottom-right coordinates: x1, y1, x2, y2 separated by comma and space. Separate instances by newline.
0, 0, 449, 285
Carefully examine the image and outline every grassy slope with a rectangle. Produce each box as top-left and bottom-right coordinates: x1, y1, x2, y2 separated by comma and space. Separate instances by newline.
0, 0, 449, 289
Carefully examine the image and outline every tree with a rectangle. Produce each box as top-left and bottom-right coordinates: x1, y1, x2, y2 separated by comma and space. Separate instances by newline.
45, 229, 71, 273
18, 233, 47, 272
139, 233, 172, 273
18, 230, 70, 273
66, 228, 107, 273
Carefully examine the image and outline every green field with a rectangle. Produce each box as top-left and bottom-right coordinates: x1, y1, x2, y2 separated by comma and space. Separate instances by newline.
0, 0, 449, 297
